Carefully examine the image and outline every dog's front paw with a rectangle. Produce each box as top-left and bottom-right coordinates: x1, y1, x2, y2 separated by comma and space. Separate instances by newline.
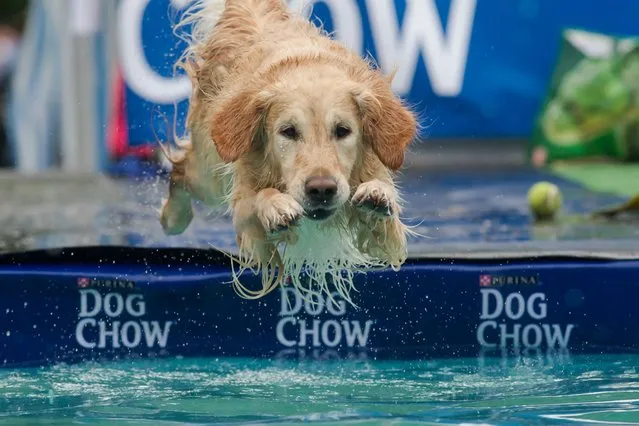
352, 180, 398, 217
256, 190, 304, 234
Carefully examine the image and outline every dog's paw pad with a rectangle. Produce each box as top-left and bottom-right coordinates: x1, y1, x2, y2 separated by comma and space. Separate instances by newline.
257, 193, 304, 234
359, 196, 394, 216
271, 213, 301, 233
352, 180, 397, 217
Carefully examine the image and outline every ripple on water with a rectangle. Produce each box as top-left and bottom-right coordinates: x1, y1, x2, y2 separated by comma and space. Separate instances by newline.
1, 354, 639, 424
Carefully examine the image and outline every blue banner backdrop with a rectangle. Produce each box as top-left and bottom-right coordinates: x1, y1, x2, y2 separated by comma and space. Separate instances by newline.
2, 247, 639, 367
117, 0, 639, 147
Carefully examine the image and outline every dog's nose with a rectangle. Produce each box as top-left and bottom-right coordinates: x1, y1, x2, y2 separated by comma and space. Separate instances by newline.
305, 176, 338, 205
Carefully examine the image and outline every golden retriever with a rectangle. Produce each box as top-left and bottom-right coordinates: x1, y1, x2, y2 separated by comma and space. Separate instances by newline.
159, 0, 417, 304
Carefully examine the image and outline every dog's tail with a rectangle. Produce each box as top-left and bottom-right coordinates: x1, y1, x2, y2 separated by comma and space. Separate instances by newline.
174, 0, 288, 55
174, 0, 290, 68
173, 0, 226, 68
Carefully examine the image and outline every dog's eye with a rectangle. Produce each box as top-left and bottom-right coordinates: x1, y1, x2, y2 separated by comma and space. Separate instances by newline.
279, 125, 299, 140
334, 125, 352, 139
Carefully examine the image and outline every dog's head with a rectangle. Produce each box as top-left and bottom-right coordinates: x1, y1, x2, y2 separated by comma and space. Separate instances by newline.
210, 63, 416, 220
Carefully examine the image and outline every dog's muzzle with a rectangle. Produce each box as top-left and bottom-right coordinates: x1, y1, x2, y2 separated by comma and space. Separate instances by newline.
304, 176, 338, 220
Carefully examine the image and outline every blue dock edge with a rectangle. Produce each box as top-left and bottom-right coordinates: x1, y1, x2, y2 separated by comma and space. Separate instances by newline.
1, 246, 639, 368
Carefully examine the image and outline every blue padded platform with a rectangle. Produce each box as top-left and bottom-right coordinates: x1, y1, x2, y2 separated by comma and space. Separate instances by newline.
1, 168, 638, 367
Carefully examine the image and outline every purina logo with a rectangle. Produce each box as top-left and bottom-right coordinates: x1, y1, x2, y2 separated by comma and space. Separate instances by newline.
479, 274, 539, 287
77, 277, 136, 290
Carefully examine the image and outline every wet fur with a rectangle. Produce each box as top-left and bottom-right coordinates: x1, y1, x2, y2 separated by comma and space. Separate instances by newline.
160, 0, 417, 305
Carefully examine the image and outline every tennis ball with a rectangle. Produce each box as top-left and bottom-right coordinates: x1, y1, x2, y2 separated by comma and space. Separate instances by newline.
528, 181, 562, 220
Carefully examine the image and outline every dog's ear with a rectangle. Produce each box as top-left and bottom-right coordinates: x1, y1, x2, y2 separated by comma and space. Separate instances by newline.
210, 89, 270, 163
354, 80, 417, 171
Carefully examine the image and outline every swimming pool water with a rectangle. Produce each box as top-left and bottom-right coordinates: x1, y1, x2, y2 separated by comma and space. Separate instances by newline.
2, 354, 639, 425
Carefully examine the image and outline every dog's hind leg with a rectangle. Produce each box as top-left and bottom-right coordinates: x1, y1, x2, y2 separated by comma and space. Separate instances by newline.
160, 133, 231, 235
160, 150, 195, 235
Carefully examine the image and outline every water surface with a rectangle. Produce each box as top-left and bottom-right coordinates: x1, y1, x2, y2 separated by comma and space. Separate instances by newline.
2, 354, 639, 424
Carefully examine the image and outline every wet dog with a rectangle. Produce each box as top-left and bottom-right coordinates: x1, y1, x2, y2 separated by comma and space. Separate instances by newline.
160, 0, 417, 304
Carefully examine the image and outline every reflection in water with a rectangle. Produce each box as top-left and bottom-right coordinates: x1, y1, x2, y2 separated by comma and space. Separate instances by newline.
1, 354, 639, 424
